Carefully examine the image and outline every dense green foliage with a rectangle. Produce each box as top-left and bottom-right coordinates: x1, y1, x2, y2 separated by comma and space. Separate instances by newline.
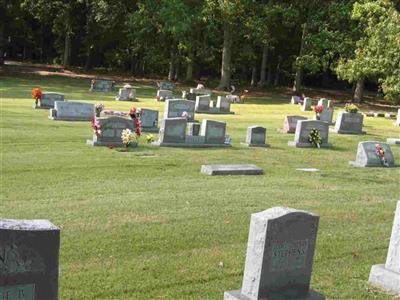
1, 0, 399, 101
1, 68, 399, 299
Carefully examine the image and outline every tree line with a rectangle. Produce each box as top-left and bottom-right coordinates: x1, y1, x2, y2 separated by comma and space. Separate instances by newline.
1, 0, 399, 102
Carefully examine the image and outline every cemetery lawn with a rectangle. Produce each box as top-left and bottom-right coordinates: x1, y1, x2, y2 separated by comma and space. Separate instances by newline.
1, 68, 400, 300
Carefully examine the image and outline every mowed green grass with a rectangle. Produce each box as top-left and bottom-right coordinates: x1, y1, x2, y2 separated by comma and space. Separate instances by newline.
1, 71, 400, 300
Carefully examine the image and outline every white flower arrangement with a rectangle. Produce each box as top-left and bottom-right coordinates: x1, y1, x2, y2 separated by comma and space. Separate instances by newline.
121, 129, 137, 147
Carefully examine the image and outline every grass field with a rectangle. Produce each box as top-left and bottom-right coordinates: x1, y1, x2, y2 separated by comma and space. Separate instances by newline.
1, 67, 400, 299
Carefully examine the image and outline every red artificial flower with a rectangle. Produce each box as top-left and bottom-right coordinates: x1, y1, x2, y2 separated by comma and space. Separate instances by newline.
135, 118, 142, 137
91, 117, 101, 136
313, 105, 324, 113
32, 88, 42, 100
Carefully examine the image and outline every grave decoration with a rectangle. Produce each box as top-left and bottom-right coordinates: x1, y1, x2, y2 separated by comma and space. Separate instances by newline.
223, 207, 324, 300
121, 129, 138, 148
332, 103, 365, 134
349, 141, 395, 167
32, 88, 42, 106
153, 118, 231, 148
0, 219, 61, 300
313, 105, 324, 120
308, 128, 322, 148
32, 89, 65, 109
90, 79, 114, 92
369, 201, 400, 294
95, 103, 104, 117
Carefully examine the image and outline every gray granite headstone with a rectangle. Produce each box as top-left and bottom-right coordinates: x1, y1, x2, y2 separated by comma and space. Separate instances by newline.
349, 141, 395, 167
90, 79, 113, 92
242, 126, 269, 147
288, 120, 331, 148
49, 101, 94, 121
369, 201, 400, 294
280, 116, 308, 134
189, 88, 211, 95
201, 120, 226, 144
164, 99, 195, 121
216, 96, 231, 113
158, 82, 175, 91
332, 112, 365, 134
87, 116, 135, 147
224, 207, 324, 300
201, 164, 264, 176
140, 109, 159, 132
36, 93, 64, 109
158, 118, 187, 144
317, 98, 330, 108
316, 107, 334, 125
116, 88, 135, 101
195, 95, 211, 112
0, 219, 60, 300
302, 98, 312, 111
157, 90, 173, 101
291, 96, 301, 105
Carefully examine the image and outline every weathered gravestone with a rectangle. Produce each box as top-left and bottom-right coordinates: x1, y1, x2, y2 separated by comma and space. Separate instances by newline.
49, 101, 94, 121
115, 88, 136, 101
140, 108, 159, 132
195, 95, 211, 113
201, 164, 264, 176
201, 120, 226, 144
317, 98, 330, 109
395, 109, 400, 126
157, 90, 173, 101
331, 112, 365, 134
369, 201, 400, 294
349, 141, 395, 167
316, 107, 334, 125
224, 207, 324, 300
158, 118, 187, 144
158, 82, 175, 91
291, 96, 301, 105
216, 96, 231, 113
242, 126, 269, 147
302, 98, 313, 111
279, 116, 308, 134
90, 79, 113, 92
288, 120, 331, 148
34, 93, 64, 109
86, 116, 135, 147
164, 99, 195, 121
0, 219, 60, 300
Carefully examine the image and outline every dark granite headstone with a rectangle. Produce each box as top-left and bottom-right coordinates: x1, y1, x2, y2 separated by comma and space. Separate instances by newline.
195, 95, 211, 112
242, 126, 269, 147
35, 93, 64, 109
0, 219, 60, 300
201, 120, 226, 144
90, 79, 113, 92
159, 118, 187, 144
140, 109, 159, 132
164, 99, 195, 121
224, 207, 324, 300
158, 82, 175, 91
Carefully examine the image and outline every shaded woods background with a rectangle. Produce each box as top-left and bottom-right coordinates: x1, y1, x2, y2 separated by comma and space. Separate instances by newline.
1, 0, 399, 102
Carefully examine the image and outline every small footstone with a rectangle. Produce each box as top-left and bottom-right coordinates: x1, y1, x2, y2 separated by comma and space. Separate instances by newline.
201, 164, 263, 176
296, 168, 320, 172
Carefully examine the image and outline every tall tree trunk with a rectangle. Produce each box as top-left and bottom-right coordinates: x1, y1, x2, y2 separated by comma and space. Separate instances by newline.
0, 23, 4, 64
353, 77, 365, 103
84, 45, 93, 71
186, 49, 194, 81
293, 23, 308, 93
258, 45, 268, 87
274, 57, 281, 86
251, 66, 257, 86
168, 49, 174, 81
63, 32, 71, 67
266, 63, 273, 86
174, 62, 180, 80
218, 23, 233, 90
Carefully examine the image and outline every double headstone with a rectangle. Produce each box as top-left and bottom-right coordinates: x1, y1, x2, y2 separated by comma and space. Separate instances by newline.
349, 141, 395, 167
0, 219, 60, 300
90, 79, 113, 92
49, 101, 94, 121
87, 116, 136, 147
369, 201, 400, 294
34, 92, 64, 109
280, 116, 308, 133
140, 108, 159, 132
164, 99, 195, 121
288, 120, 331, 148
332, 112, 365, 134
224, 207, 324, 300
195, 95, 211, 113
242, 126, 269, 147
302, 98, 313, 111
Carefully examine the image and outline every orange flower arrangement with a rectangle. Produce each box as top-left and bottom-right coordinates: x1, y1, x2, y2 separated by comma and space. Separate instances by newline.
32, 88, 42, 101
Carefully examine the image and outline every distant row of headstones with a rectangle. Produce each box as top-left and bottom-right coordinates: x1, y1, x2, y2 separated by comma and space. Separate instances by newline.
2, 201, 399, 298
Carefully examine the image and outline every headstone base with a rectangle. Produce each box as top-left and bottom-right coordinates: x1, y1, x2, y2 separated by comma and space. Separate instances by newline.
201, 164, 263, 176
240, 142, 270, 148
141, 127, 159, 133
33, 104, 51, 109
348, 161, 395, 168
115, 97, 137, 102
387, 138, 400, 145
86, 140, 138, 148
224, 289, 325, 300
152, 141, 231, 148
369, 264, 400, 294
288, 141, 332, 148
330, 128, 366, 135
49, 110, 92, 121
196, 108, 234, 115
